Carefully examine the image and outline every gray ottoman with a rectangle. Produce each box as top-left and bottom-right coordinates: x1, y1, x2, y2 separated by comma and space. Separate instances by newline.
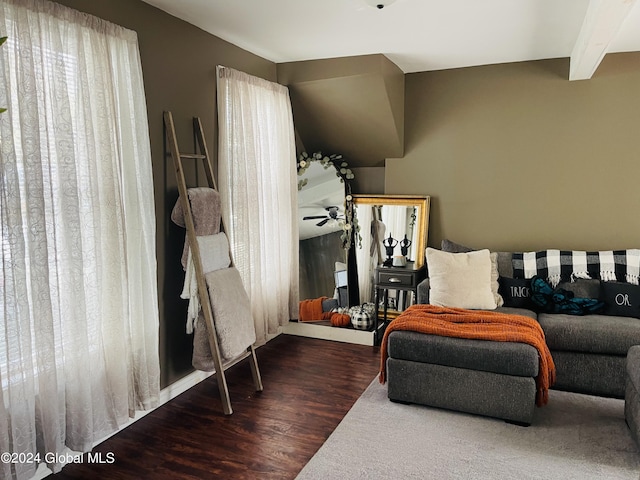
625, 345, 640, 447
386, 331, 540, 425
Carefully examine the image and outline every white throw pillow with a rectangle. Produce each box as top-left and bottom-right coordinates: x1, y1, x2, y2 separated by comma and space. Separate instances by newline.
426, 247, 498, 310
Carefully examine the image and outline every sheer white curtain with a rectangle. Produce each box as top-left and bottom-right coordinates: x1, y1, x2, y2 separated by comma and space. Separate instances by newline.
355, 204, 375, 304
381, 206, 408, 256
216, 66, 298, 345
0, 1, 160, 478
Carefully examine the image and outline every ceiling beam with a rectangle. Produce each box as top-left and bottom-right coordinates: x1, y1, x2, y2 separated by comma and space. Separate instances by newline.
569, 0, 637, 81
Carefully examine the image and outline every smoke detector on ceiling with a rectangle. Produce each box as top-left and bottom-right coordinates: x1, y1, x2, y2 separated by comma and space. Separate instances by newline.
362, 0, 397, 9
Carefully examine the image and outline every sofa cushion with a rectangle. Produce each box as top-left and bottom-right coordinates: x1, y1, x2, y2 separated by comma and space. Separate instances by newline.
426, 248, 497, 310
556, 279, 602, 300
628, 345, 640, 387
387, 330, 539, 377
538, 313, 640, 355
531, 276, 604, 315
417, 278, 430, 304
496, 252, 514, 278
552, 351, 625, 398
601, 282, 640, 319
440, 238, 472, 253
496, 306, 538, 319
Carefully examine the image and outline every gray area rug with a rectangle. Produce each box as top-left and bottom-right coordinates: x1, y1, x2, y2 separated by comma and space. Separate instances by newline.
297, 378, 640, 479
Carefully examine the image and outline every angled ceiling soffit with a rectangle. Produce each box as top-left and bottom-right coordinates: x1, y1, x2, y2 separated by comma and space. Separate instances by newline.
278, 54, 404, 168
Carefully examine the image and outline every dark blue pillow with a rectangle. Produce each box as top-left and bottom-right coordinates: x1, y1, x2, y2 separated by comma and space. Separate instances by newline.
601, 282, 640, 319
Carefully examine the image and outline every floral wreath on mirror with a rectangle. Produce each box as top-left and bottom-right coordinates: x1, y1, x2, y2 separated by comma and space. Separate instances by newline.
297, 151, 361, 249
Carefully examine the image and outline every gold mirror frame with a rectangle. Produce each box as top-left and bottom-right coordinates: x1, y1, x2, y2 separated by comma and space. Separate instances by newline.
351, 194, 430, 319
352, 194, 430, 269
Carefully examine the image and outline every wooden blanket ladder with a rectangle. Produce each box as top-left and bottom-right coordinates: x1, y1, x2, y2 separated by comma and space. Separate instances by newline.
164, 111, 263, 415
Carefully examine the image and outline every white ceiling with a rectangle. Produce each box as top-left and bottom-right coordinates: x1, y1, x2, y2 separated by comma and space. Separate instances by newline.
142, 0, 640, 77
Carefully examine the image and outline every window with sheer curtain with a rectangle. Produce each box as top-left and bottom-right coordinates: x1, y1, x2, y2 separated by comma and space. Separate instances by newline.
0, 1, 160, 478
216, 66, 299, 344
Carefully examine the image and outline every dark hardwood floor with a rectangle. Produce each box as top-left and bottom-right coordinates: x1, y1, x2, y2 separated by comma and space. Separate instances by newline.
52, 334, 381, 480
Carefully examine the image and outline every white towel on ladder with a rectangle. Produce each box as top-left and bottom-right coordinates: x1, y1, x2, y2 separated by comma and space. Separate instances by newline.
180, 233, 232, 333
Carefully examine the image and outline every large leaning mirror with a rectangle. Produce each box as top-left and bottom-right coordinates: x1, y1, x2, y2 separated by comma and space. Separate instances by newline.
297, 153, 356, 320
352, 194, 430, 310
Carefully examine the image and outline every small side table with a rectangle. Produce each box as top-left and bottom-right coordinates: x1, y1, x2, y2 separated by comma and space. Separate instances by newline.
374, 261, 427, 345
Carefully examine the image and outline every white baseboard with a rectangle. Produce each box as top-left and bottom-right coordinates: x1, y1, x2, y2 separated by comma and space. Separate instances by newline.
283, 321, 376, 346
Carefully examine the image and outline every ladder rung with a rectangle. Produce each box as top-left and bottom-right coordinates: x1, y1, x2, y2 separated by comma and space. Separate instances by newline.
180, 153, 206, 159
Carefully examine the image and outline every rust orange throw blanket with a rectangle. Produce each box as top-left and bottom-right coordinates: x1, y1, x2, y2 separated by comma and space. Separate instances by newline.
299, 297, 328, 322
379, 304, 556, 406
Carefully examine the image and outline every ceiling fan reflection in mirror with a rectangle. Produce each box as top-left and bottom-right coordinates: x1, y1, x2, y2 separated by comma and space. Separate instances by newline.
303, 206, 345, 227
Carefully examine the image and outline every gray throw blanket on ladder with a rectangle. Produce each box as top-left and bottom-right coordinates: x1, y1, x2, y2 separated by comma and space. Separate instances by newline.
171, 187, 257, 369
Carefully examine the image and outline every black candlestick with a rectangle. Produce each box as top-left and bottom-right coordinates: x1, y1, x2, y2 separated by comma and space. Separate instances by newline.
382, 233, 397, 267
400, 234, 412, 257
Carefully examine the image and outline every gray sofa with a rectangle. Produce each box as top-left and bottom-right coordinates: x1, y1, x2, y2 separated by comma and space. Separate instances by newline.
385, 248, 640, 425
626, 345, 640, 447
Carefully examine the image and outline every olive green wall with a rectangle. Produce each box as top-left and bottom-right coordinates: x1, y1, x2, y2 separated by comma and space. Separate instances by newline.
386, 53, 640, 252
39, 0, 640, 386
51, 0, 276, 388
